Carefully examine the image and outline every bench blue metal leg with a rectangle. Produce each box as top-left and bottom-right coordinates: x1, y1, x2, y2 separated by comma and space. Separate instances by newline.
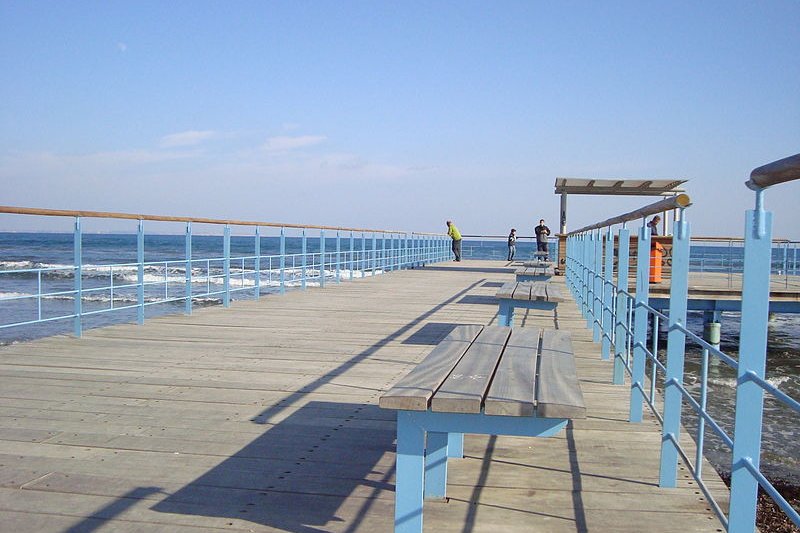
424, 431, 449, 499
396, 411, 425, 533
447, 432, 463, 458
498, 300, 514, 327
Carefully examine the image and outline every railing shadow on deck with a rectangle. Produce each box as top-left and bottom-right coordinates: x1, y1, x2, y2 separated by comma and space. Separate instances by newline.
152, 401, 396, 532
151, 278, 489, 530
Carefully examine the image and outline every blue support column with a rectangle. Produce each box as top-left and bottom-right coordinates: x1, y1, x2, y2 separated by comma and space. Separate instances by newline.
336, 231, 341, 283
185, 222, 193, 315
447, 432, 463, 458
301, 229, 307, 290
279, 227, 286, 294
223, 224, 231, 307
395, 411, 425, 533
137, 219, 144, 325
728, 199, 773, 533
424, 432, 449, 500
630, 222, 652, 422
601, 227, 614, 358
254, 226, 261, 298
613, 228, 631, 384
659, 213, 691, 487
73, 217, 83, 337
320, 229, 326, 288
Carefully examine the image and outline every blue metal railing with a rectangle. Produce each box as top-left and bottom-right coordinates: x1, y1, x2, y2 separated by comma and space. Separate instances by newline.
0, 207, 450, 338
565, 153, 800, 532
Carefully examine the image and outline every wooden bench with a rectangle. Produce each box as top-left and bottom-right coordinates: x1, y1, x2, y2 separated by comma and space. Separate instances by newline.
379, 325, 585, 533
496, 281, 564, 326
522, 260, 554, 268
515, 265, 555, 282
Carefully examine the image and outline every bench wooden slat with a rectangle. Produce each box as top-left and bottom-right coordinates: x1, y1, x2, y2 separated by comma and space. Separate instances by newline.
512, 282, 531, 300
430, 326, 510, 414
536, 330, 586, 419
545, 284, 564, 303
484, 327, 541, 416
378, 325, 484, 411
531, 282, 548, 301
496, 282, 516, 299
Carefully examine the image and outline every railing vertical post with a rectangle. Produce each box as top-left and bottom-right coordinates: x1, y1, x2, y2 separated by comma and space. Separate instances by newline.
361, 232, 366, 277
659, 211, 691, 487
336, 230, 341, 283
382, 232, 387, 272
301, 229, 307, 290
73, 216, 83, 337
391, 234, 397, 270
223, 224, 231, 307
185, 222, 192, 314
630, 221, 652, 422
584, 232, 594, 327
593, 229, 603, 342
613, 227, 631, 384
137, 218, 144, 325
279, 227, 286, 294
371, 233, 377, 276
729, 191, 773, 533
601, 227, 614, 359
349, 231, 355, 281
254, 226, 261, 298
405, 232, 410, 269
320, 229, 326, 288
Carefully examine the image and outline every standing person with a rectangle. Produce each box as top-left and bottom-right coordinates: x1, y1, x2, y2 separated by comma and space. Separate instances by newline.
507, 228, 517, 261
446, 220, 462, 262
647, 215, 661, 236
535, 219, 551, 254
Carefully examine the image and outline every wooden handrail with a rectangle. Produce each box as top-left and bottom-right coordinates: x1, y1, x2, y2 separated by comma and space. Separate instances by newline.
747, 153, 800, 190
0, 205, 444, 236
568, 194, 691, 235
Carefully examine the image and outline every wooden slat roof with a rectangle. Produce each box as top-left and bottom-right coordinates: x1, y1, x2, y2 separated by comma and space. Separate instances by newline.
554, 177, 686, 196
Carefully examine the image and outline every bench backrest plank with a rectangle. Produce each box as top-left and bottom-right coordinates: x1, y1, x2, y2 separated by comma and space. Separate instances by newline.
536, 330, 586, 419
484, 327, 541, 416
430, 326, 510, 414
378, 325, 484, 411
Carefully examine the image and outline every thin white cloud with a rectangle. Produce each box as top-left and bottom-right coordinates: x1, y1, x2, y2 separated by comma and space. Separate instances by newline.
159, 130, 217, 148
262, 135, 326, 153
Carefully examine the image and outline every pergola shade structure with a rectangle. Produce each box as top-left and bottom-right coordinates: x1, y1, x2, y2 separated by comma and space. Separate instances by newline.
553, 178, 687, 233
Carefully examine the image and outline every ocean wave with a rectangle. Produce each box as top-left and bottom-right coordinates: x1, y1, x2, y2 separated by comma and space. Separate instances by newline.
707, 375, 792, 389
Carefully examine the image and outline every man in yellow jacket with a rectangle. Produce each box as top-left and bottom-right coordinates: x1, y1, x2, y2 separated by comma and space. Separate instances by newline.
446, 220, 462, 262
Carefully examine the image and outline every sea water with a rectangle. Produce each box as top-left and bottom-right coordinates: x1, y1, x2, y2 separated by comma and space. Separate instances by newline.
1, 233, 798, 482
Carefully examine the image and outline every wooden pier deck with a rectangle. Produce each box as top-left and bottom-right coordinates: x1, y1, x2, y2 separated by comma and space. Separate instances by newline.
0, 260, 729, 532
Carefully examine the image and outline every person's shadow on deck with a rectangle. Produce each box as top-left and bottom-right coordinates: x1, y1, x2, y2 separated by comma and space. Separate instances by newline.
152, 401, 396, 532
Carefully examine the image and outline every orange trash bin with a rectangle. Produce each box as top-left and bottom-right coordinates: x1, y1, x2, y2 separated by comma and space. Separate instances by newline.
649, 242, 664, 283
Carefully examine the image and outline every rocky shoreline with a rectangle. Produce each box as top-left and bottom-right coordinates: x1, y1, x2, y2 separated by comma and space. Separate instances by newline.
719, 474, 800, 533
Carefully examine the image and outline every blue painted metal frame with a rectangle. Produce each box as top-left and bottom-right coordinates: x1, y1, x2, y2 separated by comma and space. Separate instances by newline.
497, 299, 558, 327
565, 189, 800, 531
394, 409, 567, 533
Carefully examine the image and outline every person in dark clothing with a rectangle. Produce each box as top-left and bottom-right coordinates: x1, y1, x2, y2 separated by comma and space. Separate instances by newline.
535, 219, 551, 254
507, 228, 517, 261
647, 215, 661, 236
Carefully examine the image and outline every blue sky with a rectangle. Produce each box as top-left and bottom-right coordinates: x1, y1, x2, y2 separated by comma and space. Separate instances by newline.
1, 1, 799, 238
